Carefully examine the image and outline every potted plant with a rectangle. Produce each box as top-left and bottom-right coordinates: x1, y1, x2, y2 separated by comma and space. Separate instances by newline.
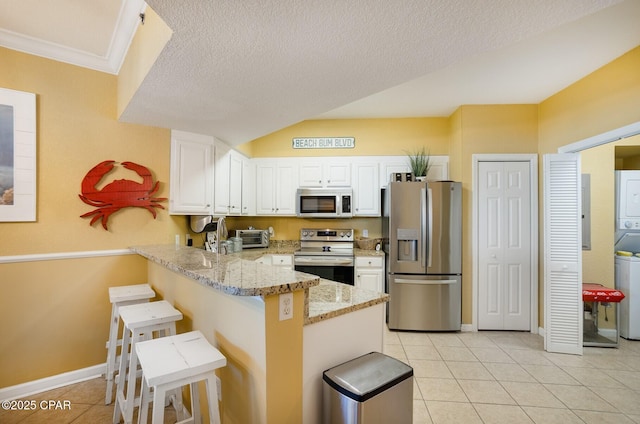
407, 147, 431, 180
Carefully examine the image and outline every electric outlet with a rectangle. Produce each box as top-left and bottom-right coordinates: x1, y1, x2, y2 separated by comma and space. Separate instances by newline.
363, 229, 369, 238
216, 375, 222, 401
279, 292, 293, 321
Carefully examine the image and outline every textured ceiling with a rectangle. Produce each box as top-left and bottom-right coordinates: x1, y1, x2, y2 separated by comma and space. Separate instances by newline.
2, 1, 640, 146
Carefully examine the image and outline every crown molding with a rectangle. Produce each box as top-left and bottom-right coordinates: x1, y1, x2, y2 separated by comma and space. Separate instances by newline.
0, 0, 145, 75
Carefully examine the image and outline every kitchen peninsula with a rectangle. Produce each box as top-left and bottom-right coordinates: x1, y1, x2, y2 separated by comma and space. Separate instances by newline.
131, 244, 388, 424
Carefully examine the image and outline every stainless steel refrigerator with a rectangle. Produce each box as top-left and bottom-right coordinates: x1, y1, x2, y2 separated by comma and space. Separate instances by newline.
383, 181, 462, 331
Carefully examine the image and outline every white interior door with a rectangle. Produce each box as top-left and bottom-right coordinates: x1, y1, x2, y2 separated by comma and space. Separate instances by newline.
544, 153, 583, 355
478, 161, 532, 330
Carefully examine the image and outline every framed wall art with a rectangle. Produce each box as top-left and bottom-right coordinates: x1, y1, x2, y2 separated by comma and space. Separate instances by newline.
0, 87, 36, 222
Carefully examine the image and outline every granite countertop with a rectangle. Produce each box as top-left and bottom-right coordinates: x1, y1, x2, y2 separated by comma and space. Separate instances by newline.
130, 244, 388, 325
130, 244, 320, 296
306, 279, 389, 325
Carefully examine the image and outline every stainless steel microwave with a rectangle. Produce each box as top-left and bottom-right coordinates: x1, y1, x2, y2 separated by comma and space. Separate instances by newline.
296, 188, 352, 218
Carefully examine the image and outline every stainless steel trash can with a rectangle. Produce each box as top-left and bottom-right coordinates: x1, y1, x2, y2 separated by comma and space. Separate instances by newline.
322, 352, 413, 424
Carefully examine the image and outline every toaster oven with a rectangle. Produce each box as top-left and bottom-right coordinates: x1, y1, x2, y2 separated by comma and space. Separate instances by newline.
234, 229, 270, 248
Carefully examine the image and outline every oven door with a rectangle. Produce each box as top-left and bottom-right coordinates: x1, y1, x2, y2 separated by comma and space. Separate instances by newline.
294, 256, 354, 285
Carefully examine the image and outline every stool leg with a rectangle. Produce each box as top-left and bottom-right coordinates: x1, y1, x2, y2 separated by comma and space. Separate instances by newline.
138, 377, 150, 424
113, 327, 131, 424
190, 382, 201, 423
152, 384, 166, 424
105, 302, 119, 404
205, 374, 221, 424
122, 331, 143, 424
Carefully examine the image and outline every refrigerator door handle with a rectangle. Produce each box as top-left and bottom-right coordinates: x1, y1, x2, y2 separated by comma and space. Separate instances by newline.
427, 187, 433, 268
395, 278, 457, 285
421, 187, 427, 267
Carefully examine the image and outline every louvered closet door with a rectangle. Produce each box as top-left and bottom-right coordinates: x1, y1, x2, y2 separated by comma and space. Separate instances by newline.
544, 153, 582, 355
478, 161, 531, 330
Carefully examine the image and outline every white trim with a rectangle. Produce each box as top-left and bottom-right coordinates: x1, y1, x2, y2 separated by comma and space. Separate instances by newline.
0, 364, 105, 401
559, 121, 640, 154
472, 154, 539, 334
0, 0, 145, 74
460, 324, 474, 332
0, 249, 133, 264
538, 327, 545, 337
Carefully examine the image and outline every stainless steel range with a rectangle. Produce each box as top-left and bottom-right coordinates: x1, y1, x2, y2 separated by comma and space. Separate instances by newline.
294, 228, 355, 285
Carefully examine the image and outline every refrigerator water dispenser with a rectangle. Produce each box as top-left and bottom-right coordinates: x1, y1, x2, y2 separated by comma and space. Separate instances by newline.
397, 229, 419, 262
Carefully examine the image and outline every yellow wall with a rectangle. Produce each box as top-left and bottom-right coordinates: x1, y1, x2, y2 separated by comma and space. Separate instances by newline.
117, 6, 172, 118
456, 105, 539, 324
241, 117, 450, 157
538, 46, 640, 326
0, 47, 187, 387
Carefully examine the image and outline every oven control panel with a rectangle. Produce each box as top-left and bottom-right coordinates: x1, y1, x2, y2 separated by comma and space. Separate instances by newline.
300, 228, 353, 241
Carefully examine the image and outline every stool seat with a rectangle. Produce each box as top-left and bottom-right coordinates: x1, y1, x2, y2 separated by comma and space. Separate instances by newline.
105, 284, 155, 405
113, 300, 183, 424
119, 300, 183, 330
109, 284, 155, 303
137, 331, 226, 424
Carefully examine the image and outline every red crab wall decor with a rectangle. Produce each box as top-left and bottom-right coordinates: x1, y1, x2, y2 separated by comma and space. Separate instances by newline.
78, 160, 167, 230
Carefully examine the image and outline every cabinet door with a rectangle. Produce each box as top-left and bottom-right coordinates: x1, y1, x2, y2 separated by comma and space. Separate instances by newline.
228, 151, 243, 214
299, 160, 350, 187
380, 159, 411, 187
325, 162, 351, 186
299, 162, 324, 187
214, 142, 231, 214
271, 254, 293, 270
169, 131, 214, 215
353, 162, 380, 216
255, 161, 276, 215
242, 158, 256, 215
275, 160, 298, 215
355, 256, 384, 292
357, 270, 383, 292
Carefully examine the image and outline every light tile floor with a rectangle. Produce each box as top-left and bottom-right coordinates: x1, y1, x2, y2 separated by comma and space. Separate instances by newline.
2, 330, 640, 423
382, 328, 640, 424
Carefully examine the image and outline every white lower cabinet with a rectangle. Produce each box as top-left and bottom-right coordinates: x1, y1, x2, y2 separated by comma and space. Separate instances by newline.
355, 256, 385, 293
255, 254, 293, 271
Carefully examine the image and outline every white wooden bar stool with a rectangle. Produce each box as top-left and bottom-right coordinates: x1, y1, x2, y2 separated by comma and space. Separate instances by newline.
136, 330, 227, 424
106, 284, 156, 405
113, 300, 183, 424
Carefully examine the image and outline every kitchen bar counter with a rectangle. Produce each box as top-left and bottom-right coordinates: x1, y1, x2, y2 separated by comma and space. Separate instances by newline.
130, 244, 388, 325
131, 243, 387, 424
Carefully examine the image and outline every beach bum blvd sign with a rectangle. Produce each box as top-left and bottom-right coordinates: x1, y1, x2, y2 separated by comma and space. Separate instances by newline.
292, 137, 355, 149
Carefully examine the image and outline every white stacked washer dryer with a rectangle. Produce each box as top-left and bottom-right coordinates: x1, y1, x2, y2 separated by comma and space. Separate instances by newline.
615, 171, 640, 340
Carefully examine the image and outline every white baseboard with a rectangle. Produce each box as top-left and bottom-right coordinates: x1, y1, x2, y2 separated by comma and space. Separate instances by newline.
0, 364, 105, 401
461, 324, 475, 332
538, 327, 545, 337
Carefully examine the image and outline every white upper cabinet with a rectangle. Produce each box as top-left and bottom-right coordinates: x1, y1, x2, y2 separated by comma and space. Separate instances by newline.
242, 157, 256, 215
213, 141, 231, 214
299, 160, 351, 187
255, 158, 298, 215
214, 141, 251, 216
352, 161, 380, 216
169, 130, 214, 215
379, 155, 449, 187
